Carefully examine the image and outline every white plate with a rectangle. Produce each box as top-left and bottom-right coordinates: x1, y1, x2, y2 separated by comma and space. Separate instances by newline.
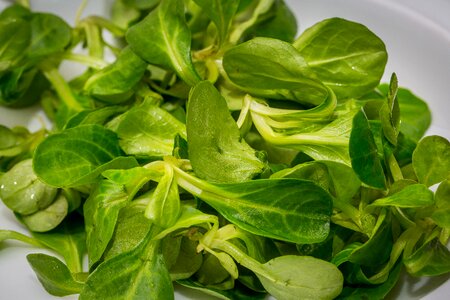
0, 0, 449, 299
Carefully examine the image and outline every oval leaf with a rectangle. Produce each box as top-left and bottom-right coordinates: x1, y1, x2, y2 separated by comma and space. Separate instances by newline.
33, 124, 136, 187
294, 17, 387, 99
257, 255, 343, 300
126, 0, 200, 85
187, 81, 264, 183
349, 109, 386, 189
412, 135, 450, 187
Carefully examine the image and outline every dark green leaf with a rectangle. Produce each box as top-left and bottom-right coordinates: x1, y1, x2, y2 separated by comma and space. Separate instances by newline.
102, 198, 152, 261
80, 227, 174, 300
177, 278, 266, 300
28, 13, 72, 58
0, 17, 30, 73
126, 0, 201, 85
176, 170, 333, 244
33, 124, 138, 187
348, 211, 393, 266
64, 106, 127, 129
404, 238, 450, 277
0, 67, 49, 107
337, 262, 402, 300
242, 0, 297, 43
107, 99, 186, 157
169, 237, 203, 280
187, 81, 264, 183
223, 37, 328, 106
83, 179, 130, 267
84, 47, 147, 103
27, 253, 84, 296
192, 0, 239, 46
349, 109, 386, 189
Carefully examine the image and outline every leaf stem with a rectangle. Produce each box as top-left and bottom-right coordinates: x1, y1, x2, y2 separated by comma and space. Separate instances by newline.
61, 53, 108, 69
83, 16, 126, 37
41, 67, 83, 112
75, 0, 88, 26
333, 198, 361, 225
209, 239, 277, 281
0, 230, 45, 248
387, 153, 403, 182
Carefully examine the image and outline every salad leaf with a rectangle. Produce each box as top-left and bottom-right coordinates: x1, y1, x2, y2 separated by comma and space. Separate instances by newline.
187, 81, 264, 183
294, 17, 387, 99
33, 124, 138, 187
126, 0, 201, 85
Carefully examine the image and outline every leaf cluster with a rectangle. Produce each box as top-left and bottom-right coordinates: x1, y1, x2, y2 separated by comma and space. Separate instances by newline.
0, 1, 449, 300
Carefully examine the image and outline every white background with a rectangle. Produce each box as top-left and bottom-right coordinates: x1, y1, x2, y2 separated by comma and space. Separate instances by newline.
0, 0, 449, 299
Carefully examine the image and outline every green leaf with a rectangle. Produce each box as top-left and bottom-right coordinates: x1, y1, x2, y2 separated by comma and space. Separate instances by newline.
378, 84, 431, 142
33, 124, 138, 187
84, 167, 158, 267
0, 67, 49, 107
412, 135, 450, 187
223, 37, 328, 106
272, 160, 360, 202
0, 17, 30, 73
28, 13, 72, 58
379, 73, 400, 146
187, 81, 264, 183
337, 262, 402, 300
84, 47, 147, 103
27, 253, 84, 296
175, 167, 332, 244
111, 0, 140, 29
126, 0, 201, 85
64, 106, 127, 129
192, 0, 239, 46
20, 193, 68, 232
144, 165, 180, 228
169, 237, 203, 280
228, 0, 275, 44
250, 94, 355, 165
371, 184, 434, 208
154, 204, 218, 240
83, 180, 129, 267
403, 238, 450, 277
80, 227, 174, 300
107, 99, 186, 158
0, 159, 57, 215
241, 0, 297, 43
431, 179, 450, 229
257, 255, 343, 300
177, 278, 266, 300
293, 18, 387, 99
348, 211, 393, 266
102, 198, 152, 261
349, 109, 386, 189
32, 215, 86, 273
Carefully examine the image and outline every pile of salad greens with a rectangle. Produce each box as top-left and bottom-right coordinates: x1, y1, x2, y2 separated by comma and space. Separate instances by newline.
1, 0, 449, 299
